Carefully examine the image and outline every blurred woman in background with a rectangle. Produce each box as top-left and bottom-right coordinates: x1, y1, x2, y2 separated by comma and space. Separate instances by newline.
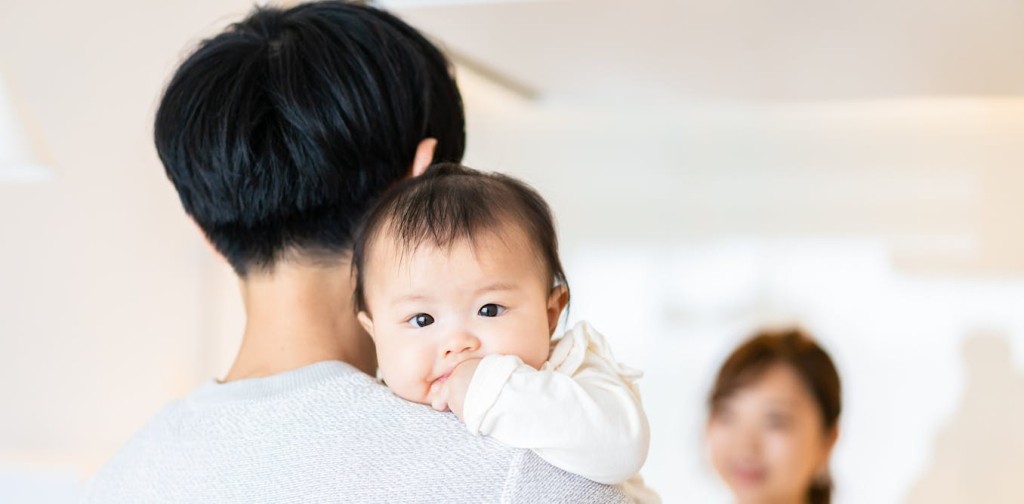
705, 329, 842, 504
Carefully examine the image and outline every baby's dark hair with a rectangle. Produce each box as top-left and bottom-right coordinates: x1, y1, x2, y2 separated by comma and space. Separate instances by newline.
352, 163, 568, 314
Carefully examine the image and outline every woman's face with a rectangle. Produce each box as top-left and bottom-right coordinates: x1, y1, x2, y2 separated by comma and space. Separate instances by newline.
706, 364, 837, 504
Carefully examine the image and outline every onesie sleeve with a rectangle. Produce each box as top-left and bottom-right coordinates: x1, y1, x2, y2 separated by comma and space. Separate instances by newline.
462, 321, 649, 485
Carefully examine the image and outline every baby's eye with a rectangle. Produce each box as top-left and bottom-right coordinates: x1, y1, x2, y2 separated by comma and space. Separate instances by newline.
478, 304, 505, 317
409, 313, 434, 328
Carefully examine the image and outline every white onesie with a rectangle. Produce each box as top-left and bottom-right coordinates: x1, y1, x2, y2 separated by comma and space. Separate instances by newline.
462, 321, 660, 503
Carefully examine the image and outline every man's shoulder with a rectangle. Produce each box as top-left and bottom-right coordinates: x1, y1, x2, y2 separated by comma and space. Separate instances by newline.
508, 451, 634, 504
85, 361, 628, 503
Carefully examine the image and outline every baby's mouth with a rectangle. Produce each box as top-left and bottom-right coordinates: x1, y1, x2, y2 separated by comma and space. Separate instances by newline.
428, 366, 456, 385
433, 369, 454, 385
431, 357, 476, 386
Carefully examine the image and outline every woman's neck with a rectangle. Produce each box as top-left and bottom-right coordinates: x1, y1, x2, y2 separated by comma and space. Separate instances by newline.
222, 259, 377, 382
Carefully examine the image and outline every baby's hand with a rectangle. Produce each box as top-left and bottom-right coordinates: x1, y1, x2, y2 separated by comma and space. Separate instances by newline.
432, 358, 481, 421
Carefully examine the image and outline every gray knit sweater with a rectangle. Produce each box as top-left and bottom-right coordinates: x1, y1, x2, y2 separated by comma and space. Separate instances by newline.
83, 361, 629, 503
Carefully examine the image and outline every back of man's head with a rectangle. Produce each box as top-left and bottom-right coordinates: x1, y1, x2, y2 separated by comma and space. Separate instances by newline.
155, 1, 465, 276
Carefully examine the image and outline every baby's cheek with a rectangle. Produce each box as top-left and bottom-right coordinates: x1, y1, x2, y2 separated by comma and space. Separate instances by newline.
380, 342, 433, 404
524, 343, 551, 369
527, 320, 556, 367
498, 327, 550, 369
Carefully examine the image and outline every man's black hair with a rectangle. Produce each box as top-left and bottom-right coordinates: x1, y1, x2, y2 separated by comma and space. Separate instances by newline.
352, 163, 569, 315
155, 1, 465, 275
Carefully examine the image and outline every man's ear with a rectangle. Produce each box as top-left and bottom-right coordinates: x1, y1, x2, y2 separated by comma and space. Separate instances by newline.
546, 285, 569, 336
409, 138, 438, 178
357, 311, 375, 339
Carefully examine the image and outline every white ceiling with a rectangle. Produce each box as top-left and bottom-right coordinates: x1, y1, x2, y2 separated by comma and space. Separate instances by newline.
379, 1, 1024, 274
385, 0, 1024, 103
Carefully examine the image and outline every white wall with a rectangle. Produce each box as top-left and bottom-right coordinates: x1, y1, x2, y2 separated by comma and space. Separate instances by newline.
0, 0, 256, 482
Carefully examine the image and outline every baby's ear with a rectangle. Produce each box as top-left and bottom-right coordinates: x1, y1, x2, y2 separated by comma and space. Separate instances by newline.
357, 311, 375, 338
546, 285, 569, 336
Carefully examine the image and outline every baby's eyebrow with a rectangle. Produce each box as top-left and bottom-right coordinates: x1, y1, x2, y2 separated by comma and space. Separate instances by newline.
475, 282, 517, 294
390, 294, 429, 307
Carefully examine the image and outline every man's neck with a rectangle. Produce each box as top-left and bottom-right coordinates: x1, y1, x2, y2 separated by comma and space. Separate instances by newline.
223, 259, 377, 383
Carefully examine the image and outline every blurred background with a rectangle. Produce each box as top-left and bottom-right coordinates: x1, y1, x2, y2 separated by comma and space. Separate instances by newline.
2, 0, 1023, 502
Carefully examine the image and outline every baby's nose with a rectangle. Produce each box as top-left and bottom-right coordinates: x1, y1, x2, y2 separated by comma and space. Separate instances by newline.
443, 330, 481, 357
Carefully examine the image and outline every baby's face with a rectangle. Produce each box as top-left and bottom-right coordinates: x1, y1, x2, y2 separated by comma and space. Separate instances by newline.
358, 225, 565, 406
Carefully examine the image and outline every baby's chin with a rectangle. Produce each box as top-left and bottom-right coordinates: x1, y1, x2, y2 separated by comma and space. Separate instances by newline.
395, 383, 434, 406
379, 376, 429, 405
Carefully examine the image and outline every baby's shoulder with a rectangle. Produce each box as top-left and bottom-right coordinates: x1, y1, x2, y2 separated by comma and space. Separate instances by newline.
547, 321, 643, 383
547, 320, 609, 374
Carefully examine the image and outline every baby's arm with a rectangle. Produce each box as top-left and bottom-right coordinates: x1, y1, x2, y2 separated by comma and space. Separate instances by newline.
443, 322, 649, 485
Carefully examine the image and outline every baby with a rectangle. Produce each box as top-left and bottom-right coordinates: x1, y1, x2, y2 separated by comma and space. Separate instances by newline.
353, 163, 657, 502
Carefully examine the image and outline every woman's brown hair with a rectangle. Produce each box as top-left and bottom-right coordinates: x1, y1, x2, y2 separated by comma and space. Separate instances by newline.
709, 328, 842, 504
